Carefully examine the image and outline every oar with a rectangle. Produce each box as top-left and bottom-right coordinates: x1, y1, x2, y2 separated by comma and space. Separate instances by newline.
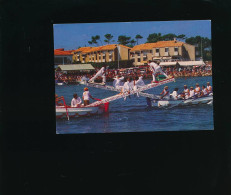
61, 96, 69, 120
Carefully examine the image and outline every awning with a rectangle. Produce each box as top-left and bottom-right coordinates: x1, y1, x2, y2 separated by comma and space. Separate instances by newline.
58, 64, 95, 71
178, 61, 205, 66
159, 62, 177, 66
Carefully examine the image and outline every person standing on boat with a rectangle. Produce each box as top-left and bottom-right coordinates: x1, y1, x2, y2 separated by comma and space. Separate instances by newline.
88, 66, 106, 83
194, 83, 201, 96
71, 93, 82, 107
82, 87, 94, 106
160, 86, 170, 100
113, 75, 124, 90
189, 87, 195, 98
148, 60, 168, 83
206, 82, 213, 94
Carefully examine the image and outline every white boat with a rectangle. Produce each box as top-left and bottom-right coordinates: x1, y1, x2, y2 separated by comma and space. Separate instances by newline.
57, 82, 64, 85
56, 104, 108, 119
147, 94, 213, 108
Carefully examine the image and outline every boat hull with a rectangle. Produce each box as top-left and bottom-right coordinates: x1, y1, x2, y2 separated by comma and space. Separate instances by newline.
150, 95, 213, 108
56, 104, 106, 119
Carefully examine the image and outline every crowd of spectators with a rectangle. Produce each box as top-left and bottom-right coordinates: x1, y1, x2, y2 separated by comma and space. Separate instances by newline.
55, 65, 212, 83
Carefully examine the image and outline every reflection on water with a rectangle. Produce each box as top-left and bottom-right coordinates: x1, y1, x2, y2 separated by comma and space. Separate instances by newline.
56, 76, 214, 134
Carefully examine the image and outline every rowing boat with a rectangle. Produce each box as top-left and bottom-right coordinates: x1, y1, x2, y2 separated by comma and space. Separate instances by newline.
56, 104, 108, 119
147, 94, 213, 108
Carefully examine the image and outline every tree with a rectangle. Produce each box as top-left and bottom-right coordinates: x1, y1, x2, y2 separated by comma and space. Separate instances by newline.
135, 34, 143, 45
146, 33, 163, 43
104, 34, 114, 44
177, 34, 186, 41
186, 36, 212, 60
117, 35, 131, 45
89, 35, 102, 46
162, 33, 177, 41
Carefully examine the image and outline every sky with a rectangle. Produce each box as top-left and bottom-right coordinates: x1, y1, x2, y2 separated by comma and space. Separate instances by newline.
53, 20, 211, 50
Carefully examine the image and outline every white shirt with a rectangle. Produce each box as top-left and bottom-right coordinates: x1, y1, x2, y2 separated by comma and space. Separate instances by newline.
207, 85, 212, 92
202, 88, 208, 95
184, 88, 189, 95
113, 77, 124, 88
123, 81, 133, 92
83, 91, 91, 100
71, 97, 82, 107
162, 89, 170, 99
149, 62, 160, 72
102, 75, 106, 83
135, 76, 145, 87
190, 90, 195, 97
171, 91, 178, 100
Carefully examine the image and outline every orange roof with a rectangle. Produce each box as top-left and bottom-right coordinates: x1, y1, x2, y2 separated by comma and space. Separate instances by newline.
54, 49, 74, 56
130, 41, 184, 52
76, 44, 131, 54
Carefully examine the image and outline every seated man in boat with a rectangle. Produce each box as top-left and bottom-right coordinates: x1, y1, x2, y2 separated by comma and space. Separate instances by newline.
206, 82, 213, 94
189, 87, 195, 98
148, 60, 169, 83
55, 94, 63, 106
88, 66, 106, 84
71, 93, 82, 107
113, 75, 124, 90
194, 83, 201, 97
170, 88, 181, 100
199, 85, 209, 97
82, 87, 94, 106
181, 85, 190, 99
120, 77, 133, 99
160, 86, 170, 100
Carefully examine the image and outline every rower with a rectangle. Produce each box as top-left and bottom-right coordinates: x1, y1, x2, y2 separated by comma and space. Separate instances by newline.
170, 88, 180, 100
82, 87, 94, 106
160, 86, 170, 100
200, 85, 209, 97
71, 93, 82, 107
113, 75, 124, 90
148, 60, 168, 83
189, 87, 195, 98
194, 83, 201, 96
88, 66, 106, 84
122, 77, 133, 93
182, 85, 190, 99
206, 82, 213, 94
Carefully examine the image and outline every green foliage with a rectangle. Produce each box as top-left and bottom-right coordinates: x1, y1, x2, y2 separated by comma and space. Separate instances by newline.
104, 34, 114, 44
146, 33, 163, 43
135, 34, 143, 44
177, 34, 186, 41
185, 36, 212, 60
162, 33, 177, 41
117, 35, 131, 45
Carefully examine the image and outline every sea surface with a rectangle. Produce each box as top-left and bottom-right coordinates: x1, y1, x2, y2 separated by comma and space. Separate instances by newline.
56, 76, 214, 134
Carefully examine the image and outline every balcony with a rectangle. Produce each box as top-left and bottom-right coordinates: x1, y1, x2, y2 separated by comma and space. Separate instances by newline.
164, 52, 169, 56
109, 59, 112, 62
174, 52, 178, 55
102, 59, 105, 62
155, 53, 160, 56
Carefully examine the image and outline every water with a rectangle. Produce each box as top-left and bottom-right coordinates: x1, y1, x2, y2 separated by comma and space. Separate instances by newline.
56, 76, 214, 134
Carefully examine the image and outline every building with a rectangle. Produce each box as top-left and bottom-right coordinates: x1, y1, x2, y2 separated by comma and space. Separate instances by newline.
54, 48, 74, 65
73, 44, 131, 63
130, 39, 195, 66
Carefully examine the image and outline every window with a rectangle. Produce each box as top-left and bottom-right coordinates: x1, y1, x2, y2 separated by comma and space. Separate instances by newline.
165, 48, 169, 52
174, 47, 178, 52
156, 48, 159, 53
137, 58, 140, 62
